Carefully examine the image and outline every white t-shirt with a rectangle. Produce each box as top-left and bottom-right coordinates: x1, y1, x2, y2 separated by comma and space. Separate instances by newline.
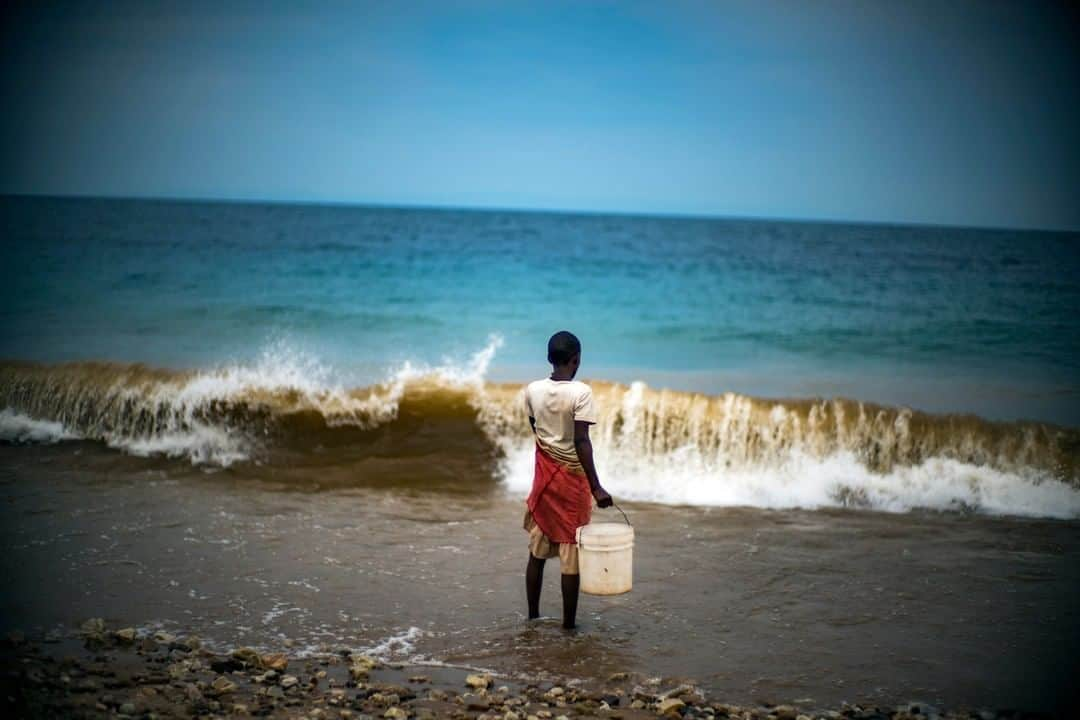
524, 378, 598, 474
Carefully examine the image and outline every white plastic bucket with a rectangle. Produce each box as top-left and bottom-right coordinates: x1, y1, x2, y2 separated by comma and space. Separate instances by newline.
576, 522, 634, 595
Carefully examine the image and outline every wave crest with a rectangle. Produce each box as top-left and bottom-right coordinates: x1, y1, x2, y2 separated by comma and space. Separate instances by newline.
2, 339, 1079, 517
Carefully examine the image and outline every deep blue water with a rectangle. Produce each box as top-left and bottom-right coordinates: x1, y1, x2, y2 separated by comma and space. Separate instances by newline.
2, 196, 1078, 424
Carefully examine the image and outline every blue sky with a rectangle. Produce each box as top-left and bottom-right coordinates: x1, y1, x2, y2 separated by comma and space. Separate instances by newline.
1, 1, 1077, 229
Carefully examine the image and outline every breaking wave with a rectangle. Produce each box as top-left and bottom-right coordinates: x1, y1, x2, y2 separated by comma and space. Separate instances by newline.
2, 337, 1079, 518
0, 337, 501, 466
485, 382, 1080, 518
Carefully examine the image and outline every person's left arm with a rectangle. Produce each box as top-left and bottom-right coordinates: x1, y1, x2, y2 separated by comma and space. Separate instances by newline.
574, 420, 612, 508
525, 388, 536, 434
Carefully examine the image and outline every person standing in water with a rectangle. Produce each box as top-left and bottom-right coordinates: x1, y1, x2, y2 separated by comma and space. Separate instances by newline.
523, 330, 613, 629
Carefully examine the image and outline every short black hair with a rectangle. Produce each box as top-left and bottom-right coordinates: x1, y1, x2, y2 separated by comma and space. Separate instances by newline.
547, 330, 581, 365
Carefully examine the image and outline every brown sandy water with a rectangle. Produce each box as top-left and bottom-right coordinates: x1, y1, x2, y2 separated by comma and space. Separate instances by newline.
1, 442, 1078, 716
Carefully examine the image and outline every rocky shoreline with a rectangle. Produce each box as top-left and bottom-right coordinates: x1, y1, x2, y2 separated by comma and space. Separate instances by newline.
0, 621, 1053, 720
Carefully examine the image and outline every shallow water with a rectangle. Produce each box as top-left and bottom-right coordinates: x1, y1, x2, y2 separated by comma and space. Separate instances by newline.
2, 444, 1077, 714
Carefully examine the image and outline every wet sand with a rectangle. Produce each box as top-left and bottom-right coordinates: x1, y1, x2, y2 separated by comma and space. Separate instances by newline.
2, 442, 1079, 716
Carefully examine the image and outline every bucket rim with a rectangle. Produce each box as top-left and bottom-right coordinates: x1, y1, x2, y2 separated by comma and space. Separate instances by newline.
576, 522, 635, 547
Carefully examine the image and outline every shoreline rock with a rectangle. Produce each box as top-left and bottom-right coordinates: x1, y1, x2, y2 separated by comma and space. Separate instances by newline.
0, 621, 1054, 720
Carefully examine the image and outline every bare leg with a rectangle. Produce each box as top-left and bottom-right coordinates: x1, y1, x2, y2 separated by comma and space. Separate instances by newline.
561, 573, 580, 629
526, 555, 545, 619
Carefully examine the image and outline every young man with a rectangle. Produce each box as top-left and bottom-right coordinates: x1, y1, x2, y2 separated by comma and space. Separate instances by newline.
523, 330, 613, 630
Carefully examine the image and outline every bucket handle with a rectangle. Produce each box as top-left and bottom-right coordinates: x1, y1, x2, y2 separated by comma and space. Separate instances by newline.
579, 501, 632, 545
609, 499, 631, 527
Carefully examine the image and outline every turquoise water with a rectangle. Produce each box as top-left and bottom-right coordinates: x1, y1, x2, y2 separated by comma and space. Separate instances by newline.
2, 195, 1078, 425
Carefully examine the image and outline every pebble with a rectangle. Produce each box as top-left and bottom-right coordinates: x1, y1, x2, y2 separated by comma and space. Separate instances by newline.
167, 660, 193, 679
262, 651, 288, 671
232, 646, 262, 668
466, 673, 493, 689
80, 618, 106, 635
658, 697, 687, 716
211, 657, 244, 673
384, 708, 408, 720
899, 702, 940, 717
253, 669, 278, 683
370, 692, 400, 706
464, 694, 491, 711
75, 677, 100, 692
113, 628, 137, 644
281, 674, 300, 688
350, 654, 380, 680
211, 675, 238, 695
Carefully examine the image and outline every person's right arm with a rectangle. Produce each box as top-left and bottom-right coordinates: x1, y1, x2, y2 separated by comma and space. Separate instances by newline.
574, 420, 612, 508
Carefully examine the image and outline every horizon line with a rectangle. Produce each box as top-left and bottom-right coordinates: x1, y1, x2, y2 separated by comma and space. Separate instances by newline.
2, 190, 1076, 235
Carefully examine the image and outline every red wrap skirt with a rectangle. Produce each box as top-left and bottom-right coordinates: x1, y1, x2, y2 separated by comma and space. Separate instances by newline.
526, 443, 592, 544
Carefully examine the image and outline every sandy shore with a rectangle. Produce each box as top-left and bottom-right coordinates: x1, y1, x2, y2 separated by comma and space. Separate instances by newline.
1, 621, 1046, 720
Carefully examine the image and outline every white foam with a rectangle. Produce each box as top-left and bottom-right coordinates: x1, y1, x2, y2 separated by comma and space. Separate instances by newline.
0, 408, 81, 444
359, 626, 425, 660
107, 423, 250, 466
492, 380, 1080, 520
498, 436, 1080, 518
